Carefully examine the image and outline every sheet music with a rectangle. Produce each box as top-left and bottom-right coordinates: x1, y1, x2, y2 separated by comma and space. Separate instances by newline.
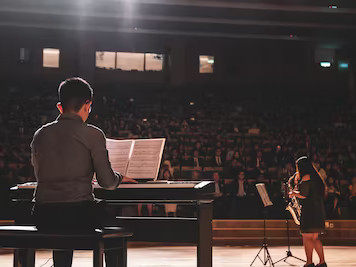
106, 138, 165, 179
256, 183, 273, 207
106, 139, 133, 176
126, 139, 165, 179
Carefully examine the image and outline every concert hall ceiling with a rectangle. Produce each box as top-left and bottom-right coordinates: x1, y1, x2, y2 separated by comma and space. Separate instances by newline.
0, 0, 355, 43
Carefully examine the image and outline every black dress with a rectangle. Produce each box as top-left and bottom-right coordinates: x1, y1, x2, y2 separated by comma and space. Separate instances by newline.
299, 176, 326, 233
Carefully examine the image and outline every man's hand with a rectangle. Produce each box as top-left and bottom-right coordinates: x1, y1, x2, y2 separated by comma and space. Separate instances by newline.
122, 176, 138, 184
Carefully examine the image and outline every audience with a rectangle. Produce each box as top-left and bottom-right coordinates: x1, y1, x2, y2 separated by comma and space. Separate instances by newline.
1, 89, 356, 219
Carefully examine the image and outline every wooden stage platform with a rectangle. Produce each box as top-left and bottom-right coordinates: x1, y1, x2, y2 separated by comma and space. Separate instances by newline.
213, 219, 356, 246
1, 219, 355, 266
0, 245, 355, 267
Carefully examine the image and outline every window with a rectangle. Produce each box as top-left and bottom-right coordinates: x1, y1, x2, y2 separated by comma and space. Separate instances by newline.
116, 52, 144, 71
199, 55, 214, 73
95, 51, 164, 72
43, 48, 60, 68
96, 51, 116, 69
145, 53, 163, 71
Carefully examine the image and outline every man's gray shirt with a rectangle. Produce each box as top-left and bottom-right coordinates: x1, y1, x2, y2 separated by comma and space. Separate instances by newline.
31, 113, 121, 203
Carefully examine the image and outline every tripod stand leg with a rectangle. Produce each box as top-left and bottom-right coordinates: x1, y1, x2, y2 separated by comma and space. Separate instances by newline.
273, 256, 288, 265
290, 255, 306, 262
250, 246, 264, 266
264, 246, 275, 267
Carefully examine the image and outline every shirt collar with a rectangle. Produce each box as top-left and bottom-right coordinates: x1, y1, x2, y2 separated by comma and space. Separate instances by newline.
57, 113, 84, 122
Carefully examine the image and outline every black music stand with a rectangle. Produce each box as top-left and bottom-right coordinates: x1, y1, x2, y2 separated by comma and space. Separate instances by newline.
250, 183, 274, 267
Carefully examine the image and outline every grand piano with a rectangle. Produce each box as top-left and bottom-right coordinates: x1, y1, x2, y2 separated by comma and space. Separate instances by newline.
11, 181, 215, 267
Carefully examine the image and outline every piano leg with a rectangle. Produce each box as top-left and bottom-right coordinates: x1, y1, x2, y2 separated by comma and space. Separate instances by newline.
14, 248, 35, 267
197, 201, 213, 267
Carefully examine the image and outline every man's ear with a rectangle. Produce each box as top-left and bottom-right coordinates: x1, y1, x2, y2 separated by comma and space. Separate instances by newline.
56, 102, 63, 114
85, 101, 92, 113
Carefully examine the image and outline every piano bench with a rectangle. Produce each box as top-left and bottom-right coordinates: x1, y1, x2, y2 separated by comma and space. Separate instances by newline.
0, 225, 133, 267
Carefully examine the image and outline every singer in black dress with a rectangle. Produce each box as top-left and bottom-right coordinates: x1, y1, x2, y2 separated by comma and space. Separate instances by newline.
290, 156, 327, 267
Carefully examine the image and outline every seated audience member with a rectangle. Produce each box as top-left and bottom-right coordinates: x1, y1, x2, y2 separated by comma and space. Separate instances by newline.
161, 168, 173, 180
170, 149, 181, 167
180, 152, 194, 167
236, 171, 248, 198
194, 141, 204, 154
159, 160, 174, 179
338, 179, 353, 218
192, 149, 205, 168
224, 158, 244, 178
212, 172, 225, 218
225, 147, 235, 161
210, 148, 225, 167
213, 171, 225, 196
234, 171, 251, 218
325, 176, 340, 218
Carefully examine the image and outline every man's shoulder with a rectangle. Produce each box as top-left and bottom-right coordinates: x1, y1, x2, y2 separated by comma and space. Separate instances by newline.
31, 121, 58, 147
85, 123, 106, 138
33, 121, 58, 136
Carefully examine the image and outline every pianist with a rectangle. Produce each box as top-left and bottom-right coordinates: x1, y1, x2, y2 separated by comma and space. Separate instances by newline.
30, 77, 135, 267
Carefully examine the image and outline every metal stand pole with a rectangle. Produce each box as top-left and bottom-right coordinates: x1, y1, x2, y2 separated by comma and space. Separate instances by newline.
274, 219, 305, 265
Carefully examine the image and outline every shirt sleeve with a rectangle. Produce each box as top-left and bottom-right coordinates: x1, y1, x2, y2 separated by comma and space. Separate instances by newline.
90, 128, 122, 190
299, 180, 311, 198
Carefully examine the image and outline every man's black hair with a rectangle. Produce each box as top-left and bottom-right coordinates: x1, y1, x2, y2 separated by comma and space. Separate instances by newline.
58, 77, 93, 112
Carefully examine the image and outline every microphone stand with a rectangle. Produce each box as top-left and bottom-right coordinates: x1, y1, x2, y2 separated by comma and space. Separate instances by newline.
274, 175, 305, 265
273, 219, 305, 265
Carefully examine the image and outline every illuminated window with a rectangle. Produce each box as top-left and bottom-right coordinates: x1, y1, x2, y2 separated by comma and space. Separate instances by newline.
199, 55, 214, 73
96, 51, 116, 69
116, 52, 144, 71
95, 51, 164, 72
145, 53, 163, 71
43, 48, 60, 68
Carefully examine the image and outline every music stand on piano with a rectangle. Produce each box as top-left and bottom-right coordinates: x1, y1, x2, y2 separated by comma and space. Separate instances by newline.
250, 183, 274, 267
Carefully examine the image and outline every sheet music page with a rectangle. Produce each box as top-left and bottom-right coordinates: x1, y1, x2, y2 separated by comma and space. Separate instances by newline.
126, 138, 166, 179
256, 183, 273, 207
106, 139, 134, 176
